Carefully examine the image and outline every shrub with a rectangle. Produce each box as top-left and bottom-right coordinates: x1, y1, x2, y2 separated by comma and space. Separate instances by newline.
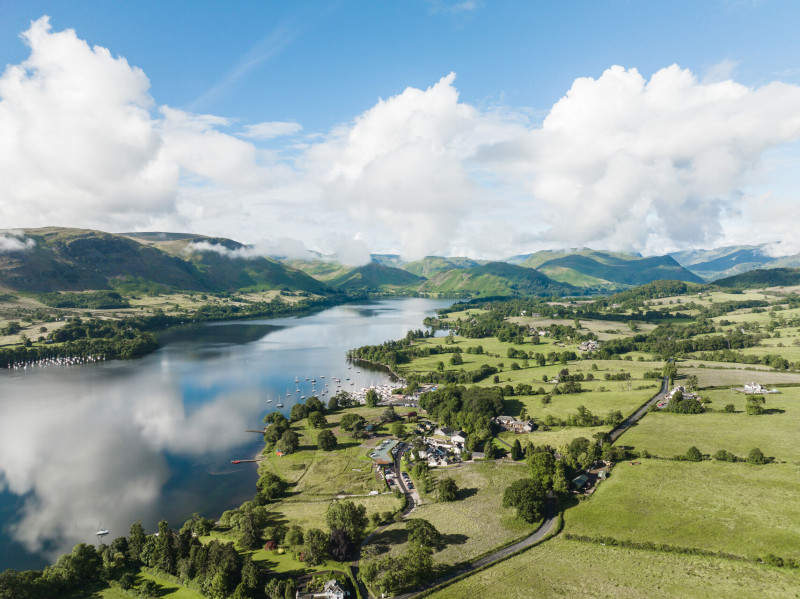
684, 446, 703, 462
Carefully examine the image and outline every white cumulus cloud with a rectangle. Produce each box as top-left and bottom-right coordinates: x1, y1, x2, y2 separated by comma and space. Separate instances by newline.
305, 72, 525, 259
480, 64, 800, 254
3, 18, 800, 259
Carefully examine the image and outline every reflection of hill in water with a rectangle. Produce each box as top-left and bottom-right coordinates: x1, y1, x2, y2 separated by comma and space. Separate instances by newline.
158, 323, 284, 346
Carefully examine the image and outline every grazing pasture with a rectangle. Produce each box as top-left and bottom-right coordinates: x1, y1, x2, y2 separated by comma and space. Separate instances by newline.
427, 536, 800, 599
565, 460, 800, 560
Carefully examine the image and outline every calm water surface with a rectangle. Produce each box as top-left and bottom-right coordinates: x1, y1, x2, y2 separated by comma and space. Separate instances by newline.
0, 298, 451, 571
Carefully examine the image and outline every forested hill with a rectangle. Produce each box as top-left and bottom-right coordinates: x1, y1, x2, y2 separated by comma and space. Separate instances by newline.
0, 228, 331, 294
713, 268, 800, 289
418, 262, 584, 297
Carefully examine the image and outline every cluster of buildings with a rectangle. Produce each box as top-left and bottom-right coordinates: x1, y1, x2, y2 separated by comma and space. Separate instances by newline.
578, 340, 601, 352
492, 415, 537, 433
296, 579, 348, 599
657, 385, 702, 409
408, 422, 468, 466
741, 382, 780, 394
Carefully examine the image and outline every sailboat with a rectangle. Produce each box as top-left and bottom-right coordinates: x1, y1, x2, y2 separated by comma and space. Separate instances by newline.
96, 522, 109, 538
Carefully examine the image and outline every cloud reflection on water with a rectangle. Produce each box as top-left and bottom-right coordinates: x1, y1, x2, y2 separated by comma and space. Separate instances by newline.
0, 363, 262, 562
0, 298, 451, 567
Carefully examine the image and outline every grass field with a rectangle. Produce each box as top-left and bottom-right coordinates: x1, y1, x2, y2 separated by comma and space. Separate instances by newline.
504, 385, 659, 422
255, 410, 410, 531
499, 426, 611, 449
740, 339, 800, 363
651, 290, 771, 307
427, 536, 800, 599
271, 493, 404, 531
258, 406, 414, 489
679, 361, 800, 388
510, 315, 659, 341
565, 460, 800, 560
363, 461, 534, 566
623, 386, 800, 462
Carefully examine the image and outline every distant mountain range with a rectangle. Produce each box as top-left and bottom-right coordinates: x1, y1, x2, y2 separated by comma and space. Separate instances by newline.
512, 249, 702, 288
3, 228, 799, 299
669, 243, 800, 281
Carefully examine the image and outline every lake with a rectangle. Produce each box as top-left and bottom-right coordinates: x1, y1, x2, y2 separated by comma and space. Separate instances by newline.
0, 297, 452, 571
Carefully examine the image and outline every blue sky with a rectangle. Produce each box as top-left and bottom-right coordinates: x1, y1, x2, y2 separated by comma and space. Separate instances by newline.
1, 1, 800, 260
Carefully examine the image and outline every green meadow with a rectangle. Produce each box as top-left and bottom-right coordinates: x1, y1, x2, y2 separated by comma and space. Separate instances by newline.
498, 426, 612, 450
565, 460, 800, 560
427, 536, 800, 599
363, 461, 533, 566
679, 361, 800, 388
623, 386, 800, 462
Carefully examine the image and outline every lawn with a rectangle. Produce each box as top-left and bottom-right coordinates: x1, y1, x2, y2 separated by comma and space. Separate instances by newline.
249, 544, 343, 575
73, 570, 206, 599
622, 386, 800, 462
363, 461, 534, 566
427, 536, 800, 599
565, 460, 800, 560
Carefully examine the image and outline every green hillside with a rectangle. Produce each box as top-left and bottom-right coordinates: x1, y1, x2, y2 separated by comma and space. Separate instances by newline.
327, 262, 426, 291
402, 256, 484, 277
713, 267, 800, 289
419, 262, 582, 297
181, 246, 331, 293
518, 250, 702, 288
0, 228, 329, 294
280, 259, 351, 281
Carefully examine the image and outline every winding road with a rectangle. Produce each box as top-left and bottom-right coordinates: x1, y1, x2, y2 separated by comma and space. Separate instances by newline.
609, 376, 669, 443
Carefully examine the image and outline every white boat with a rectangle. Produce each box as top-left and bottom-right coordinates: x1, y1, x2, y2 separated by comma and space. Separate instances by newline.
96, 522, 109, 537
276, 402, 285, 408
295, 377, 299, 383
